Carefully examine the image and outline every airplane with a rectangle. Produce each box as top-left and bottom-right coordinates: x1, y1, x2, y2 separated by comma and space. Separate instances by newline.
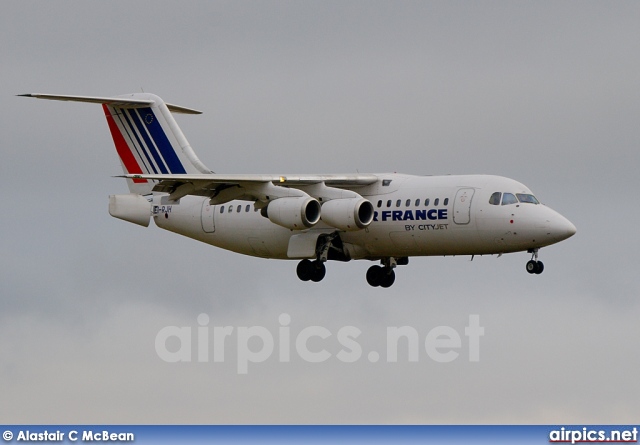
21, 92, 576, 287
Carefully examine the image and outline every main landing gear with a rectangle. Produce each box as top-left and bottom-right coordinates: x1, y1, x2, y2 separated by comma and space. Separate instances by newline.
526, 248, 544, 274
366, 257, 407, 288
296, 259, 401, 287
296, 259, 326, 282
295, 233, 335, 283
366, 265, 395, 288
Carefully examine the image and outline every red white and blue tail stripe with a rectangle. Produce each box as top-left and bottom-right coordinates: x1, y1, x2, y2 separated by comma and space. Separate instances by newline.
102, 94, 210, 194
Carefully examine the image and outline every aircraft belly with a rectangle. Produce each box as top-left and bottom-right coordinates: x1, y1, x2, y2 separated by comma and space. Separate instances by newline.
152, 198, 291, 259
345, 220, 484, 257
211, 218, 290, 259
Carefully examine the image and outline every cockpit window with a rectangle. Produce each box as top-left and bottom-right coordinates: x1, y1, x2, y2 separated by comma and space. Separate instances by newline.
489, 192, 501, 205
501, 193, 518, 205
516, 193, 539, 204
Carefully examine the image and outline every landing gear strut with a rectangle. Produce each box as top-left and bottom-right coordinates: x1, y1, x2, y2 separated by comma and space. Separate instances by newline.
526, 248, 544, 274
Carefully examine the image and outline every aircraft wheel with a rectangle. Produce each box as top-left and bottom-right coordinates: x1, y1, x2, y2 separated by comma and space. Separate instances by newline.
296, 259, 313, 281
366, 265, 383, 287
310, 261, 326, 282
526, 260, 537, 274
534, 261, 544, 274
379, 269, 396, 288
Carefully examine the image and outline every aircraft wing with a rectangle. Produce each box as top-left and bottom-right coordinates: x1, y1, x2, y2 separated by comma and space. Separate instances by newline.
120, 173, 379, 203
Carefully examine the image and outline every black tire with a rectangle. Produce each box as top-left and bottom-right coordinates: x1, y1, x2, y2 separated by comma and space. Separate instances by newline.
534, 261, 544, 274
366, 265, 383, 287
526, 260, 537, 274
310, 261, 326, 282
379, 269, 396, 288
296, 259, 313, 281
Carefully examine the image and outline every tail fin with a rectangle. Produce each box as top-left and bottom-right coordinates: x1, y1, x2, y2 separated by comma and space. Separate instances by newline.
21, 93, 212, 195
103, 93, 211, 194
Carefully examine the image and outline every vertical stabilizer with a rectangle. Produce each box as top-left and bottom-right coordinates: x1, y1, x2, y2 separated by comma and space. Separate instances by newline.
102, 93, 211, 194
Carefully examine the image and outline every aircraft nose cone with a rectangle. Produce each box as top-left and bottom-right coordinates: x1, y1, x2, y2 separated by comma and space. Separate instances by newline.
551, 214, 577, 241
566, 220, 577, 238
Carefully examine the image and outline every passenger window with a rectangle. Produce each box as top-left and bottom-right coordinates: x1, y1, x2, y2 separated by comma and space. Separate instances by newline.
424, 199, 430, 206
444, 198, 449, 206
229, 205, 233, 213
489, 192, 501, 205
434, 198, 439, 206
246, 205, 251, 212
516, 194, 539, 204
415, 199, 420, 206
237, 205, 242, 213
396, 200, 401, 207
502, 193, 518, 205
377, 200, 382, 208
220, 206, 225, 214
405, 199, 411, 207
386, 200, 392, 208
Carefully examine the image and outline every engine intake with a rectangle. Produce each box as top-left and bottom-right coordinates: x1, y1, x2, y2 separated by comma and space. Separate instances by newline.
262, 197, 321, 230
321, 198, 374, 231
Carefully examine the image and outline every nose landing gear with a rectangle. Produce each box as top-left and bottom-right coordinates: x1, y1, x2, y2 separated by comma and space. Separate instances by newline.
526, 248, 544, 274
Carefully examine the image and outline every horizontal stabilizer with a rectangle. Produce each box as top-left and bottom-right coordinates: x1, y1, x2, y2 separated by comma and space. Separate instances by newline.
18, 93, 202, 114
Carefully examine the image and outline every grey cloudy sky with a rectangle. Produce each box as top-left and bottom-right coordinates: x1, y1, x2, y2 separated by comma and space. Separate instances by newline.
1, 1, 639, 423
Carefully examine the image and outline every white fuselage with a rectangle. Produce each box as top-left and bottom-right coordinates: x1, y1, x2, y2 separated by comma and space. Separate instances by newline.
151, 174, 576, 261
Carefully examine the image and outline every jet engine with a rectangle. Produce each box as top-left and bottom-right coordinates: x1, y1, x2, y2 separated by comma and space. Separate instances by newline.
262, 197, 321, 230
321, 198, 374, 231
